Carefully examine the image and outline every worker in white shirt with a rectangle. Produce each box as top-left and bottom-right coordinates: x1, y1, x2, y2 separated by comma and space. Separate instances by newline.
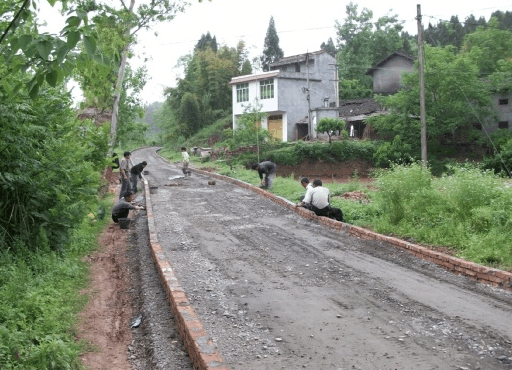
302, 179, 344, 222
181, 147, 191, 177
296, 177, 314, 208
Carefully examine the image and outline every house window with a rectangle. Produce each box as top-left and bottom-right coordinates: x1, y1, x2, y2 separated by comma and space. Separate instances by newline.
295, 63, 300, 72
260, 78, 274, 99
236, 83, 249, 103
499, 99, 509, 105
499, 121, 509, 129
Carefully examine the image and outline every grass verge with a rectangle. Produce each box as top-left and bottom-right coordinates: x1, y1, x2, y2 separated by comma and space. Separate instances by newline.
0, 195, 114, 370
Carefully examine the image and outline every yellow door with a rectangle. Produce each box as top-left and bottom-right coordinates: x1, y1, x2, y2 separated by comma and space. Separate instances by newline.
267, 115, 283, 141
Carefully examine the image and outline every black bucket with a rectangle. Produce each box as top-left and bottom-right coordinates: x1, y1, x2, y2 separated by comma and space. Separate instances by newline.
119, 218, 131, 229
149, 186, 158, 194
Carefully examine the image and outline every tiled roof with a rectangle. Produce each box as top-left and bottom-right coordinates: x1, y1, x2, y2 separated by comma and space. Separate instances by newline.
270, 50, 332, 67
365, 52, 414, 76
338, 98, 383, 117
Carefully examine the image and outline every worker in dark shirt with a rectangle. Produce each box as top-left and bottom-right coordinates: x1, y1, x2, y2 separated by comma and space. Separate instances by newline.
130, 161, 147, 193
111, 191, 144, 223
251, 161, 277, 189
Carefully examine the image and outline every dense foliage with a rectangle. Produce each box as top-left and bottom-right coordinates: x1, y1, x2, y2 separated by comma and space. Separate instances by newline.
368, 44, 494, 160
160, 36, 253, 140
334, 2, 414, 99
426, 11, 512, 49
0, 87, 107, 253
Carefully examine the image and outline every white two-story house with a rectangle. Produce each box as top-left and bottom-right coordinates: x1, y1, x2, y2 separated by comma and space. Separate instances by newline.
229, 50, 337, 142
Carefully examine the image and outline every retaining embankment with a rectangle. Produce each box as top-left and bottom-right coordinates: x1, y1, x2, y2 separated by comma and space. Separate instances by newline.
193, 168, 512, 292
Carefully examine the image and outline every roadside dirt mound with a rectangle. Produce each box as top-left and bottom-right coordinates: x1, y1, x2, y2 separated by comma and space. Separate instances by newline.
339, 190, 370, 201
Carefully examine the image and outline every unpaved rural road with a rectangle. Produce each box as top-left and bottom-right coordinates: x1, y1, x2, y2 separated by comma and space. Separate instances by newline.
134, 147, 512, 370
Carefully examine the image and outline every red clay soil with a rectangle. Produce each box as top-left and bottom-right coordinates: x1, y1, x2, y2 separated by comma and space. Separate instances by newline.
78, 225, 133, 370
77, 168, 133, 370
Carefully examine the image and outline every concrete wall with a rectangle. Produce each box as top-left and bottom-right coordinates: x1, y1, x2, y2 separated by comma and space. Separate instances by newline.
277, 52, 337, 140
372, 56, 413, 94
494, 92, 512, 128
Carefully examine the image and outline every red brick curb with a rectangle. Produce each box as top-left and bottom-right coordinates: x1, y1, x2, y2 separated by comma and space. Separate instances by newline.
142, 177, 228, 370
193, 168, 512, 291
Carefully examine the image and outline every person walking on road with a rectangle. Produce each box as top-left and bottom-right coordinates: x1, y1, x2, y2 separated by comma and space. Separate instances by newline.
119, 151, 134, 199
296, 177, 314, 208
251, 161, 277, 189
111, 191, 144, 223
130, 161, 147, 193
302, 179, 344, 222
181, 147, 191, 177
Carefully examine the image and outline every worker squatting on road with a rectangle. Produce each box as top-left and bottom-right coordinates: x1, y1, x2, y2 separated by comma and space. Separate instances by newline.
297, 178, 344, 222
111, 191, 145, 223
251, 161, 277, 189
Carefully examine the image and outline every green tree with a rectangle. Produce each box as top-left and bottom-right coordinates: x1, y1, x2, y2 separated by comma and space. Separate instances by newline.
108, 0, 203, 149
316, 117, 347, 144
116, 64, 148, 147
260, 16, 284, 71
179, 92, 201, 135
462, 17, 512, 76
368, 45, 493, 153
0, 0, 105, 99
320, 37, 336, 54
195, 31, 217, 52
164, 41, 241, 137
335, 2, 405, 99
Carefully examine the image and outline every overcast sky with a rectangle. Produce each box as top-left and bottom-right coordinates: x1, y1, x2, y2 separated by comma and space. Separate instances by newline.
39, 0, 512, 104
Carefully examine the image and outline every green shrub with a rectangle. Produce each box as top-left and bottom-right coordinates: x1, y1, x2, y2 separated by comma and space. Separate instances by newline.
373, 135, 414, 168
376, 163, 432, 225
1, 89, 105, 253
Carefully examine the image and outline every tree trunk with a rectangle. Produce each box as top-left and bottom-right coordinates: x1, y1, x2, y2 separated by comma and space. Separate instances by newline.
109, 0, 136, 152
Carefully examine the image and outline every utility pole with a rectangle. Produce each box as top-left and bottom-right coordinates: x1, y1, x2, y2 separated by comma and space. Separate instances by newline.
329, 63, 340, 108
417, 4, 427, 165
306, 52, 312, 140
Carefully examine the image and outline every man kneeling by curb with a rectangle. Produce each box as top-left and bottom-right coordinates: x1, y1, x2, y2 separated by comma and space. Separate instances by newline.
112, 191, 145, 223
298, 179, 344, 222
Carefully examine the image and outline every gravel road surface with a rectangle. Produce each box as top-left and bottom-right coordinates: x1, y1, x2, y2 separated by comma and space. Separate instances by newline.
133, 147, 512, 370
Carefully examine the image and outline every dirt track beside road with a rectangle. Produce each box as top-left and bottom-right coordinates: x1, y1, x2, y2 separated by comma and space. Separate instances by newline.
138, 147, 512, 370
